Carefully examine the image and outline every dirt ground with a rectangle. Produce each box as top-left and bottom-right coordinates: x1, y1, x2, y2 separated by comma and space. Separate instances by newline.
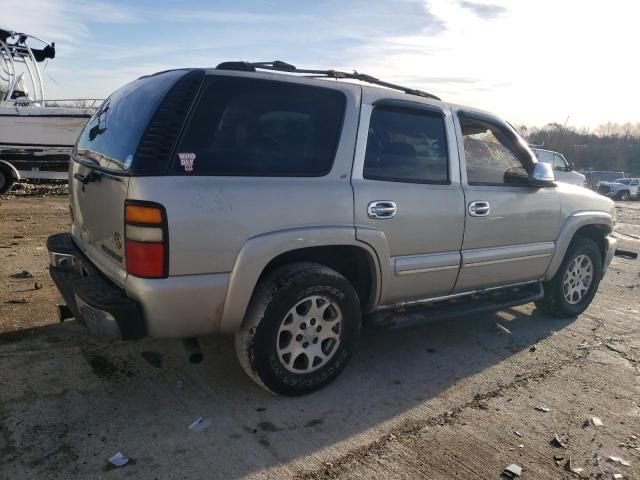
1, 187, 639, 480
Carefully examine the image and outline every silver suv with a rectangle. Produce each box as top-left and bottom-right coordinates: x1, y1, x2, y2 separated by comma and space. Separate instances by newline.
47, 62, 618, 395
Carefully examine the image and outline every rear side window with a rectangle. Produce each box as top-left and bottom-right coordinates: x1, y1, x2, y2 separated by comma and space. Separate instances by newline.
76, 70, 186, 171
363, 106, 448, 184
172, 77, 346, 176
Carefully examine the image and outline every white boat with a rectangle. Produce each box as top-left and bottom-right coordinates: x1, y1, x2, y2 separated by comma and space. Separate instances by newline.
0, 28, 101, 192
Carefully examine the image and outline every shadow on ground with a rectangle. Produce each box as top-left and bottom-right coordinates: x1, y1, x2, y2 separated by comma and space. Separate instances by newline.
0, 306, 574, 479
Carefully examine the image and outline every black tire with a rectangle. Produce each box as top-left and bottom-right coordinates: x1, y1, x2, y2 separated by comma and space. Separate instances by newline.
618, 190, 630, 201
535, 236, 602, 318
0, 166, 15, 194
235, 262, 361, 396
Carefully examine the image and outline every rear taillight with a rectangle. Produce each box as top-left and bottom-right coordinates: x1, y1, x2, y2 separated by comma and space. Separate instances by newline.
124, 201, 168, 278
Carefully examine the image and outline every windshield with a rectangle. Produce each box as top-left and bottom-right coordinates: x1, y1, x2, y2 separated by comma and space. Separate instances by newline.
75, 70, 187, 171
614, 178, 631, 184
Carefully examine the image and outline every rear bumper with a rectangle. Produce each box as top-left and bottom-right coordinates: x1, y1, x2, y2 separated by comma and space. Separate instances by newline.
47, 233, 146, 340
603, 234, 617, 276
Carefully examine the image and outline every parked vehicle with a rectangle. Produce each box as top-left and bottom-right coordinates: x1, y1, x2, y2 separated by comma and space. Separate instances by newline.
583, 170, 625, 190
531, 148, 585, 186
596, 177, 640, 200
0, 28, 100, 194
47, 61, 618, 395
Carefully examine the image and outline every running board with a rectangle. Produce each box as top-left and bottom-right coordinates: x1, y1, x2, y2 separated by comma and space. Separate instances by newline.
370, 282, 544, 329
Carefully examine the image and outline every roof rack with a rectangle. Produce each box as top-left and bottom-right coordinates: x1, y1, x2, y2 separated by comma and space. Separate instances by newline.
215, 60, 441, 101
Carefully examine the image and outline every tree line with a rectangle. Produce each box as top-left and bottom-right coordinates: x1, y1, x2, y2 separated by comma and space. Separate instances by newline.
519, 123, 640, 176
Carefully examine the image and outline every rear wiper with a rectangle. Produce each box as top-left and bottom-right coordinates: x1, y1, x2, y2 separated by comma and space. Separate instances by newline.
74, 156, 102, 185
73, 170, 101, 185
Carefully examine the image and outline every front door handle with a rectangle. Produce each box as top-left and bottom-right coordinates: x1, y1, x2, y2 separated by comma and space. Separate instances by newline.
368, 200, 397, 219
468, 201, 490, 217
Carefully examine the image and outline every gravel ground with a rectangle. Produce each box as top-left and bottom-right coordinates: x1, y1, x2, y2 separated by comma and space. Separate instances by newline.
0, 194, 638, 480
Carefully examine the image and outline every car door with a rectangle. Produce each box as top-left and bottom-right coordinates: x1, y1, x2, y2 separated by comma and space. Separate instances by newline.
453, 109, 563, 293
352, 95, 465, 305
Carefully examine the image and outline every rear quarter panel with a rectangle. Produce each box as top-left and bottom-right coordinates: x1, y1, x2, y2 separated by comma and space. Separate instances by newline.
125, 79, 361, 281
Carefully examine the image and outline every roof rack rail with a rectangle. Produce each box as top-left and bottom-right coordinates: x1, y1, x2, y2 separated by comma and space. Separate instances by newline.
215, 60, 441, 101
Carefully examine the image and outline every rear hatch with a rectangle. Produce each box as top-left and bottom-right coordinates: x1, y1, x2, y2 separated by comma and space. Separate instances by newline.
69, 69, 198, 286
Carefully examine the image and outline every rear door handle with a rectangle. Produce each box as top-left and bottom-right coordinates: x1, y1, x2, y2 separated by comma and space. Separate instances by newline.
468, 201, 490, 217
368, 201, 397, 219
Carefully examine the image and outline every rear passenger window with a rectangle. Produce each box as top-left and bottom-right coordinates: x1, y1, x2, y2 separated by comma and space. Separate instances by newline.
172, 78, 346, 176
364, 106, 448, 183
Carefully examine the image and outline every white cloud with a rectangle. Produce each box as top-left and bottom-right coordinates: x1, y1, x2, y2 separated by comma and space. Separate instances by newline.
0, 0, 141, 54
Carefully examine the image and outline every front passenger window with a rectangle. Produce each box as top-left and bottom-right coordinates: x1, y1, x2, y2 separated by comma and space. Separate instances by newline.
553, 154, 567, 171
460, 116, 530, 185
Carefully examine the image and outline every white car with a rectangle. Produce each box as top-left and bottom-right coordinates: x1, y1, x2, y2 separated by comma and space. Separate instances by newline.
596, 178, 640, 200
531, 148, 586, 187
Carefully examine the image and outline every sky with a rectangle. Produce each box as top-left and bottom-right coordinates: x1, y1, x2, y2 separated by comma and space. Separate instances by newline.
2, 0, 639, 129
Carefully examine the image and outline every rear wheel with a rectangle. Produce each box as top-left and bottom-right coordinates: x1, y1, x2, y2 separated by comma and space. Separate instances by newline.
235, 262, 361, 396
619, 190, 630, 201
535, 236, 602, 318
0, 166, 15, 194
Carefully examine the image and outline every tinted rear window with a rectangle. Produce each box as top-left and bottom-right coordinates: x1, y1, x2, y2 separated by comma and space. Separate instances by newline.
171, 77, 346, 176
75, 70, 186, 170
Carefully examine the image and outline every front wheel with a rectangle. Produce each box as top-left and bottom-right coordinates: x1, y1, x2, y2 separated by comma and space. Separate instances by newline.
535, 236, 602, 318
619, 190, 630, 201
0, 166, 15, 194
235, 262, 361, 396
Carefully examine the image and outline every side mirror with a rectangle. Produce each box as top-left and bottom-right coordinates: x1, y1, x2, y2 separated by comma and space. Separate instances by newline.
530, 162, 555, 187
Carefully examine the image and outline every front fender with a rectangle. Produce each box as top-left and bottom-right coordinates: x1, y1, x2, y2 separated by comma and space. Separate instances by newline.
543, 211, 613, 281
218, 226, 382, 334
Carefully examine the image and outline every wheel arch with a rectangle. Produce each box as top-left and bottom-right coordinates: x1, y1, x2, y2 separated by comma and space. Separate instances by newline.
218, 226, 382, 333
0, 160, 21, 181
544, 211, 612, 281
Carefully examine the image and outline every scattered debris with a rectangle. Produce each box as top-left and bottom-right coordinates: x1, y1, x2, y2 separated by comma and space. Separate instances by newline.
43, 444, 64, 459
10, 270, 32, 279
613, 474, 623, 479
608, 456, 630, 466
518, 444, 523, 448
535, 405, 551, 412
529, 345, 536, 352
552, 433, 569, 449
577, 341, 602, 350
496, 323, 512, 334
6, 299, 27, 304
591, 416, 603, 427
140, 351, 162, 369
108, 452, 129, 467
34, 282, 42, 290
256, 407, 267, 412
563, 457, 573, 472
514, 431, 523, 437
188, 417, 211, 433
553, 454, 564, 467
503, 463, 522, 477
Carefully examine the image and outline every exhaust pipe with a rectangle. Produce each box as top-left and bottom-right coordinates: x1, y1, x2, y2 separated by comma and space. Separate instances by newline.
183, 337, 204, 364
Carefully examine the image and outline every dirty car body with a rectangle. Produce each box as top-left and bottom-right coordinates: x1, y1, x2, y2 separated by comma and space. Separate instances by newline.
48, 63, 618, 395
